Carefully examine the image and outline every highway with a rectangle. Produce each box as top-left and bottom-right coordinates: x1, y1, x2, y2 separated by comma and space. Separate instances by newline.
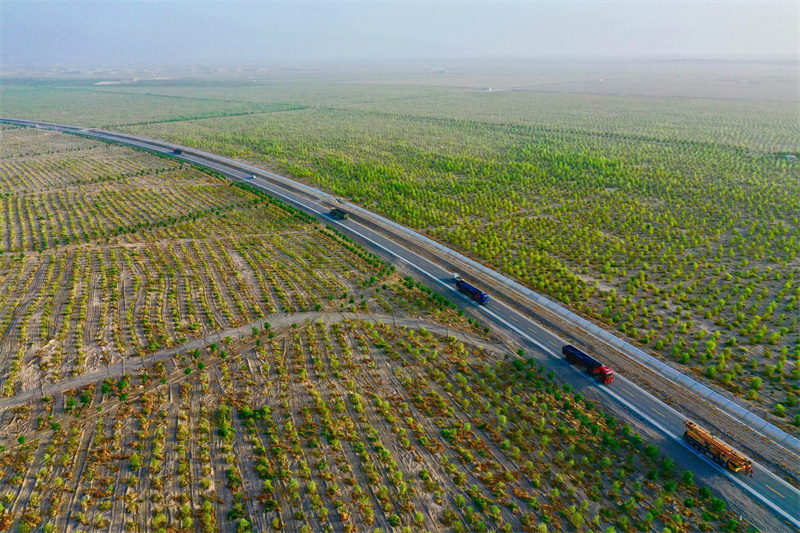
3, 118, 799, 531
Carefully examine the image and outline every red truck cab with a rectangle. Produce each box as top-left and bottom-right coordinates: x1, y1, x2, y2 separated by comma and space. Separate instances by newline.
563, 345, 614, 384
596, 365, 614, 384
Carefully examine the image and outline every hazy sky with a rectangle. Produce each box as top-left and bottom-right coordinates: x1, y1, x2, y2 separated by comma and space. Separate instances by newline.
2, 1, 797, 68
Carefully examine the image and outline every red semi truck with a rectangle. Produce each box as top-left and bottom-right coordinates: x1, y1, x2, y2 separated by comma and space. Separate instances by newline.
563, 345, 614, 384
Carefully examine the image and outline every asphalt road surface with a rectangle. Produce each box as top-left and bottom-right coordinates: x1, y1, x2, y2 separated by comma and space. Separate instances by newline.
4, 119, 799, 532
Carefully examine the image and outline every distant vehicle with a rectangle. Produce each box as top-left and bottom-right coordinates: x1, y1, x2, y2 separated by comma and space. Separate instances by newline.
683, 420, 753, 475
452, 274, 490, 305
245, 174, 256, 180
172, 148, 182, 155
562, 345, 614, 384
329, 207, 349, 220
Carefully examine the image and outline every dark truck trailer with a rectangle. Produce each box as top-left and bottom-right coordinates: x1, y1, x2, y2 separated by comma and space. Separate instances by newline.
562, 345, 614, 384
172, 148, 182, 155
329, 207, 349, 220
452, 274, 489, 305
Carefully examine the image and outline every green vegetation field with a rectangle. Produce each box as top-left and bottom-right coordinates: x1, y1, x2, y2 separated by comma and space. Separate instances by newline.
2, 60, 798, 435
0, 126, 750, 533
0, 125, 395, 396
0, 319, 745, 533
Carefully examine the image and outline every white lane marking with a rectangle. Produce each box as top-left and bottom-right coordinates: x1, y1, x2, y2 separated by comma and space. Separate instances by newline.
603, 383, 800, 527
320, 231, 800, 527
616, 370, 800, 496
483, 298, 800, 523
475, 272, 800, 501
480, 305, 800, 524
69, 130, 800, 526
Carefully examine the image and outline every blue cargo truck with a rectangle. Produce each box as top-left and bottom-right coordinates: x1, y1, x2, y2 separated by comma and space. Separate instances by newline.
452, 274, 490, 305
562, 345, 614, 384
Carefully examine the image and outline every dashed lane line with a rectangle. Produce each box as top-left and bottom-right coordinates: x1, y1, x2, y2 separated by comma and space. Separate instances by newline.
765, 484, 786, 499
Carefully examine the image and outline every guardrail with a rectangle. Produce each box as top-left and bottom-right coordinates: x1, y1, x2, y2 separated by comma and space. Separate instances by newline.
5, 116, 799, 455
